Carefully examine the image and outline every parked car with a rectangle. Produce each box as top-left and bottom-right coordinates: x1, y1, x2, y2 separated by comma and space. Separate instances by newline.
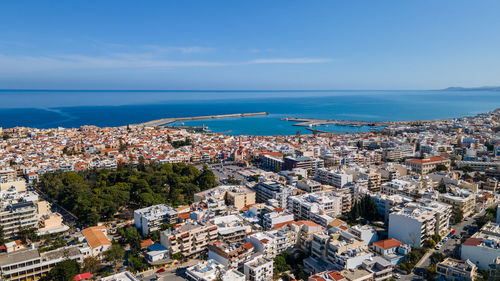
435, 244, 441, 250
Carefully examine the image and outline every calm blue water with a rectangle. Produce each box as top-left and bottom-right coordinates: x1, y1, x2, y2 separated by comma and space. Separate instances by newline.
0, 90, 498, 135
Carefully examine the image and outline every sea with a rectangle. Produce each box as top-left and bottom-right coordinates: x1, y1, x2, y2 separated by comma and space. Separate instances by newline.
0, 90, 499, 135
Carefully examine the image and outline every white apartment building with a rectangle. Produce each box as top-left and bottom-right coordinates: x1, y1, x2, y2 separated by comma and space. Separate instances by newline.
254, 181, 294, 209
246, 228, 296, 259
296, 179, 322, 193
160, 222, 218, 257
243, 254, 274, 281
349, 225, 379, 245
438, 188, 476, 218
381, 179, 419, 197
367, 192, 414, 223
262, 211, 294, 230
345, 167, 382, 191
288, 192, 341, 227
0, 245, 88, 281
186, 259, 245, 281
0, 202, 38, 239
304, 229, 372, 273
413, 198, 452, 236
134, 204, 178, 234
461, 222, 500, 270
388, 199, 451, 248
315, 168, 353, 188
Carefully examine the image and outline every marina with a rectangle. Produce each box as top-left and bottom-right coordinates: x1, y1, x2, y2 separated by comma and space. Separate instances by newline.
282, 117, 452, 128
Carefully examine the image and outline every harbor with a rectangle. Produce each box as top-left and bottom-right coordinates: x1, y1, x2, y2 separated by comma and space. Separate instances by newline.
281, 117, 451, 128
135, 112, 269, 128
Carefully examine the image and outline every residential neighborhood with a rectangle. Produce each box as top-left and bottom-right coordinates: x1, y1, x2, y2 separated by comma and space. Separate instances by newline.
0, 108, 499, 281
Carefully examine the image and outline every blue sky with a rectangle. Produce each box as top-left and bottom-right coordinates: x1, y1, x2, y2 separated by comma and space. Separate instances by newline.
1, 0, 499, 90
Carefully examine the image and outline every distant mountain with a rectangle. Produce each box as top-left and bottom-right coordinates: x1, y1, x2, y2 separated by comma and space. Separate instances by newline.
444, 86, 500, 91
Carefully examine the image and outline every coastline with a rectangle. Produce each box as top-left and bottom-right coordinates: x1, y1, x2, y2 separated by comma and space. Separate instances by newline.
2, 109, 496, 137
0, 89, 498, 134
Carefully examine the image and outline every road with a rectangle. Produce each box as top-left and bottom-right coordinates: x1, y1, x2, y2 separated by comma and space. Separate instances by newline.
201, 163, 250, 185
399, 210, 486, 281
140, 259, 201, 281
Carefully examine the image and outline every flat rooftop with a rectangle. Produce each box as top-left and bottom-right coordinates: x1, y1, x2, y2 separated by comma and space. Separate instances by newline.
0, 249, 39, 267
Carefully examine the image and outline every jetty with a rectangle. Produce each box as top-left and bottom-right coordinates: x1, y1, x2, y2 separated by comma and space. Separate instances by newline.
281, 117, 450, 127
135, 112, 269, 128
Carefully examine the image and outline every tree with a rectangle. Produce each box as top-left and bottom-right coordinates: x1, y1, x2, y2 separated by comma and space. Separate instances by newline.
423, 238, 436, 249
431, 234, 442, 244
274, 165, 281, 173
17, 226, 38, 242
128, 254, 148, 272
0, 225, 4, 245
119, 139, 128, 152
197, 166, 216, 190
103, 243, 125, 266
437, 179, 447, 193
171, 252, 184, 261
137, 156, 146, 172
37, 162, 217, 225
273, 251, 292, 276
460, 166, 474, 173
215, 266, 224, 281
82, 256, 101, 274
348, 195, 379, 222
451, 207, 464, 224
435, 164, 448, 171
429, 252, 445, 264
43, 259, 79, 281
425, 265, 437, 281
476, 216, 492, 229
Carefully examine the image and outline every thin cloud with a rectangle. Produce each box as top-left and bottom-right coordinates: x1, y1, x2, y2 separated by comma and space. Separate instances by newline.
249, 58, 332, 64
142, 45, 214, 54
0, 53, 331, 74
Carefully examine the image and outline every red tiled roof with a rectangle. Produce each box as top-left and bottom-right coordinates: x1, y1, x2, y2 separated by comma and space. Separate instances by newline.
81, 226, 111, 249
178, 212, 190, 220
74, 272, 92, 281
140, 239, 154, 249
463, 238, 483, 246
329, 218, 346, 227
295, 220, 320, 227
373, 238, 403, 250
242, 242, 254, 250
272, 220, 295, 230
328, 271, 345, 281
406, 156, 449, 164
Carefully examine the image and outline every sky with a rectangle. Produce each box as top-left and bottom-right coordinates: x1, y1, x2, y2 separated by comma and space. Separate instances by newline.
1, 0, 499, 90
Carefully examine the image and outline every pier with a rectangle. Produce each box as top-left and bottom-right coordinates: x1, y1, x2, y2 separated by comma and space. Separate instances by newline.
135, 112, 269, 128
282, 117, 450, 127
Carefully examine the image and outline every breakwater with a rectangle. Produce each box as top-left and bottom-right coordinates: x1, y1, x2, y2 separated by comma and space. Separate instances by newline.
136, 112, 269, 127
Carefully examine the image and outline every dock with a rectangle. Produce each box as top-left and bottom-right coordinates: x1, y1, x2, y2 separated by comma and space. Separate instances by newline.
281, 117, 450, 128
135, 112, 269, 128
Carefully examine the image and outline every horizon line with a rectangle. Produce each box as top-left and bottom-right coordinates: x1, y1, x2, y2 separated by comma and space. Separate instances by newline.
0, 88, 453, 92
